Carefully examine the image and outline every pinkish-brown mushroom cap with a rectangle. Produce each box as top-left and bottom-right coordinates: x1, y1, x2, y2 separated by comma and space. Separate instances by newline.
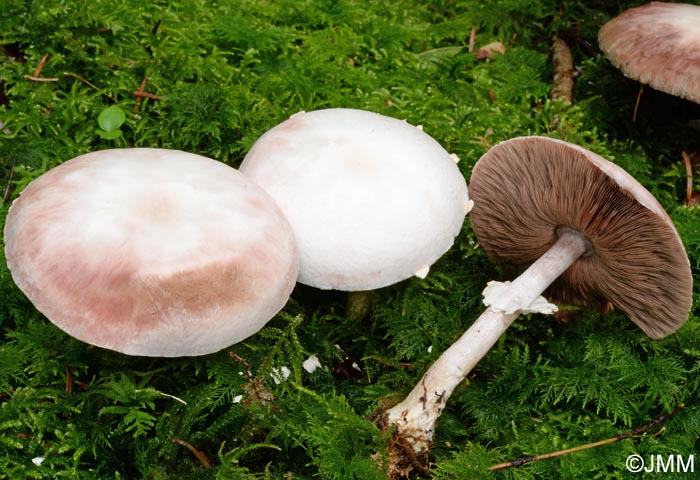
598, 2, 700, 104
4, 148, 299, 357
469, 136, 693, 339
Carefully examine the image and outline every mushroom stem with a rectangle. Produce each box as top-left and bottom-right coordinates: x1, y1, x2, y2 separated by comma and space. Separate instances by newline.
347, 290, 375, 322
383, 229, 589, 455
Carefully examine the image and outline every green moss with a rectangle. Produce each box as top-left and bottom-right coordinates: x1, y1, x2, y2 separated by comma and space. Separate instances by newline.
2, 0, 699, 478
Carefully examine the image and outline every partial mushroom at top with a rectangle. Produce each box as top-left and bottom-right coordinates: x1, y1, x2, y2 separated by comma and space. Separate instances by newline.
240, 108, 470, 298
4, 148, 299, 357
598, 2, 700, 104
383, 136, 693, 465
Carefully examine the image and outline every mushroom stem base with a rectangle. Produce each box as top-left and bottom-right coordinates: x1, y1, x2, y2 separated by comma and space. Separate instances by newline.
347, 290, 375, 322
382, 230, 589, 462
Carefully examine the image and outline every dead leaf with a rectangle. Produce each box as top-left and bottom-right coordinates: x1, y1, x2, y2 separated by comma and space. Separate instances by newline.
476, 41, 506, 61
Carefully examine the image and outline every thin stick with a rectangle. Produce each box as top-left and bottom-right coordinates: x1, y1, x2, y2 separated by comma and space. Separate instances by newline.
23, 75, 59, 82
230, 351, 278, 408
17, 433, 52, 449
23, 54, 59, 82
489, 404, 685, 471
551, 36, 574, 102
172, 438, 212, 468
62, 71, 100, 91
62, 72, 118, 102
468, 27, 476, 53
156, 391, 187, 405
65, 366, 72, 395
682, 151, 693, 206
2, 157, 16, 204
133, 75, 163, 112
33, 54, 49, 77
363, 355, 412, 369
134, 389, 187, 405
134, 75, 149, 112
132, 90, 164, 100
632, 84, 643, 123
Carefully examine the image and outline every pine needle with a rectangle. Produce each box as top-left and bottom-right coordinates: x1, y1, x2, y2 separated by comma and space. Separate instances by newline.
489, 404, 685, 471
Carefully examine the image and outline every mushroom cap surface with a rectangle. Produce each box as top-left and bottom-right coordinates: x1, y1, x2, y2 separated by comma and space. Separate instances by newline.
4, 148, 299, 357
468, 136, 692, 339
239, 108, 470, 291
598, 2, 700, 104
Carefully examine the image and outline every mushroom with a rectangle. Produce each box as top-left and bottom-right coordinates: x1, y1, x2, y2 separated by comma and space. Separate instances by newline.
383, 136, 693, 458
4, 148, 299, 357
239, 108, 471, 317
598, 2, 700, 104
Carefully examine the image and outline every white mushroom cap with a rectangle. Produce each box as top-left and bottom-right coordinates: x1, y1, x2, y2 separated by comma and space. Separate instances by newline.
598, 2, 700, 104
4, 148, 299, 357
239, 108, 470, 291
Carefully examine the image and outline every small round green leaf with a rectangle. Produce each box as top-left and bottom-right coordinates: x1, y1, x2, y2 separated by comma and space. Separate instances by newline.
98, 105, 126, 132
96, 129, 124, 140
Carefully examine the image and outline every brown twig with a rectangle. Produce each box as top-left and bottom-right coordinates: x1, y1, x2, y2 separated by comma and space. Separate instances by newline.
24, 54, 59, 82
33, 54, 49, 77
468, 27, 476, 54
363, 355, 412, 369
489, 404, 685, 471
682, 151, 693, 206
62, 71, 101, 91
134, 75, 149, 112
172, 438, 212, 468
2, 157, 16, 204
23, 75, 59, 82
229, 351, 279, 409
551, 36, 574, 102
632, 84, 644, 123
133, 75, 163, 112
230, 352, 254, 380
133, 90, 163, 100
18, 433, 52, 449
65, 366, 73, 395
62, 71, 118, 102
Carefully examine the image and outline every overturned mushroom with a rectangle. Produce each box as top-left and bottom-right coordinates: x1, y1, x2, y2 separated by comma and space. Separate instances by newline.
383, 136, 692, 461
598, 2, 700, 104
4, 148, 298, 357
240, 108, 470, 317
